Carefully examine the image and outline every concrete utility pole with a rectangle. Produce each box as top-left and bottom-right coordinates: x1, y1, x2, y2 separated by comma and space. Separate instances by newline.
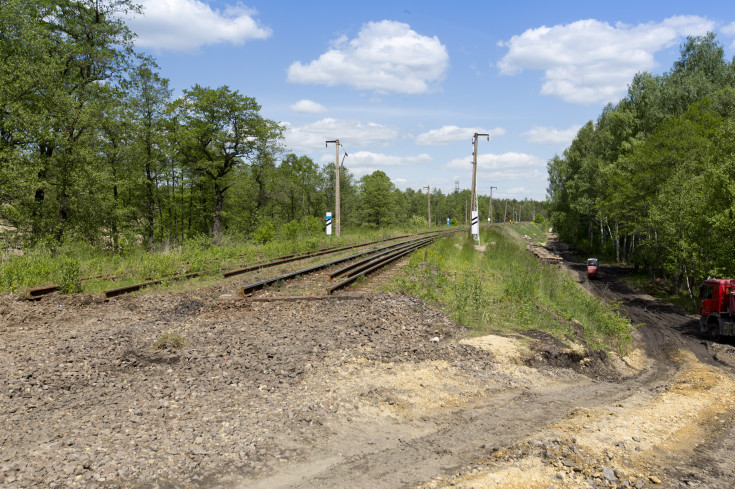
504, 200, 508, 223
469, 133, 489, 240
488, 186, 497, 223
325, 140, 340, 237
423, 185, 431, 228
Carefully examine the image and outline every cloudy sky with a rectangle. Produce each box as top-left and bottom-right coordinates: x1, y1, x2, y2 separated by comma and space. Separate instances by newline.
125, 0, 735, 200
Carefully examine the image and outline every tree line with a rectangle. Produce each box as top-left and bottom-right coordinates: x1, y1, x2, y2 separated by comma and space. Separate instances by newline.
0, 0, 544, 251
547, 33, 735, 304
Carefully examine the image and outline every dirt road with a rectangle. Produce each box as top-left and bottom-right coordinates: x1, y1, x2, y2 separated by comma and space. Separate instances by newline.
3, 249, 735, 488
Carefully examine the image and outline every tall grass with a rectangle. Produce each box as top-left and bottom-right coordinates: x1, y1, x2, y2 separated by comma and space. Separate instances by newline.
390, 224, 632, 354
0, 226, 436, 294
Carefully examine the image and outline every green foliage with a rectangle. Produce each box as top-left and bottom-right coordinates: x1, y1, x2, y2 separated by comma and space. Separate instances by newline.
281, 220, 301, 240
547, 32, 735, 297
281, 216, 323, 240
0, 248, 55, 292
409, 215, 429, 229
0, 0, 545, 278
57, 257, 82, 294
358, 170, 396, 227
394, 248, 449, 303
252, 222, 276, 245
389, 224, 632, 354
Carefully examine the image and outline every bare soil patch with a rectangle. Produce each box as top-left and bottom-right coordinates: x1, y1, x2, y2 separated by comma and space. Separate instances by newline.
3, 241, 735, 488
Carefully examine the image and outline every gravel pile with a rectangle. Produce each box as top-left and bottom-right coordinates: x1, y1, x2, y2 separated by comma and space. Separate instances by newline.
0, 292, 492, 488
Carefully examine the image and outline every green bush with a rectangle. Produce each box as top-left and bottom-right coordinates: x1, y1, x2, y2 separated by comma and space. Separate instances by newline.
409, 215, 428, 229
58, 257, 82, 294
252, 222, 275, 244
281, 220, 301, 240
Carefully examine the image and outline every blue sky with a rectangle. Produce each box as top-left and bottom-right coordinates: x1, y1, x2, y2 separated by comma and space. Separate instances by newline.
125, 1, 735, 201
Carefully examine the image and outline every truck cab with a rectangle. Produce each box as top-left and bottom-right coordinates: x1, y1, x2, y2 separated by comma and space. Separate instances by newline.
699, 278, 735, 340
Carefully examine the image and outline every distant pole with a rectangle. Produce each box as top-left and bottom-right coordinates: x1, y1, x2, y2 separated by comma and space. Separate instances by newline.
469, 132, 489, 240
488, 185, 497, 223
326, 139, 340, 237
504, 200, 508, 222
423, 185, 431, 228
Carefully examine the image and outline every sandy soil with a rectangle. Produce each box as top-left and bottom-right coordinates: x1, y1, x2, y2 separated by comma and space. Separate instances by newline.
3, 242, 735, 488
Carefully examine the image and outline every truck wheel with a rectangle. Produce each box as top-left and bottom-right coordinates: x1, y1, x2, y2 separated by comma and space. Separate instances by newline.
708, 320, 721, 342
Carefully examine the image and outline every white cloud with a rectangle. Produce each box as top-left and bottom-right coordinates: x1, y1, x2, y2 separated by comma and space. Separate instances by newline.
283, 118, 400, 153
346, 151, 432, 167
522, 125, 581, 145
498, 16, 714, 104
289, 100, 327, 114
287, 20, 449, 94
722, 21, 735, 36
128, 0, 271, 52
722, 22, 735, 49
415, 126, 506, 145
445, 152, 546, 182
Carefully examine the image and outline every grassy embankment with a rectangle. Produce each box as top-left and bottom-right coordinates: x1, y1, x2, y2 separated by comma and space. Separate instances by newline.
389, 222, 633, 354
0, 226, 436, 294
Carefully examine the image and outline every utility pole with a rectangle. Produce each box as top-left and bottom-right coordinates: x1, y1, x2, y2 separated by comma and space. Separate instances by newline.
469, 133, 489, 240
488, 186, 497, 223
423, 185, 431, 228
504, 200, 508, 223
325, 140, 340, 237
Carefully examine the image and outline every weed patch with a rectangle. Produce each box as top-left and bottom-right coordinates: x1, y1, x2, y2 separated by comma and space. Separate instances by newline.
388, 224, 633, 354
58, 257, 82, 294
152, 332, 188, 351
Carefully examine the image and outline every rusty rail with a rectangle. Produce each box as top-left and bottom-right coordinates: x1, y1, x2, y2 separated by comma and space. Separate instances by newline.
327, 238, 435, 295
103, 272, 200, 300
240, 236, 435, 296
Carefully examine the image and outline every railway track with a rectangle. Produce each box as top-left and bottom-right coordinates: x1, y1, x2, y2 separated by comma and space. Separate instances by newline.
240, 235, 438, 296
22, 229, 461, 301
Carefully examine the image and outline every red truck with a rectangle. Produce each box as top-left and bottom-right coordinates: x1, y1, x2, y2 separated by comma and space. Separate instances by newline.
586, 258, 599, 278
699, 278, 735, 340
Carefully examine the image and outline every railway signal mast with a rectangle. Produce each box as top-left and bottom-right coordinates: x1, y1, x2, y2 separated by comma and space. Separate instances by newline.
423, 185, 431, 228
325, 139, 347, 237
488, 186, 497, 222
469, 132, 489, 242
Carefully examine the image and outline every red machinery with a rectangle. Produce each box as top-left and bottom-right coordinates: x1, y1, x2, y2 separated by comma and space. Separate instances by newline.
586, 258, 599, 278
699, 278, 735, 340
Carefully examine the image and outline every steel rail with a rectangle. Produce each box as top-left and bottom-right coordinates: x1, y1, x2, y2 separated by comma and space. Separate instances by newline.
327, 238, 436, 295
329, 238, 434, 279
24, 228, 466, 301
223, 233, 416, 278
26, 285, 61, 300
25, 273, 119, 300
339, 240, 432, 279
239, 236, 437, 296
103, 272, 201, 300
